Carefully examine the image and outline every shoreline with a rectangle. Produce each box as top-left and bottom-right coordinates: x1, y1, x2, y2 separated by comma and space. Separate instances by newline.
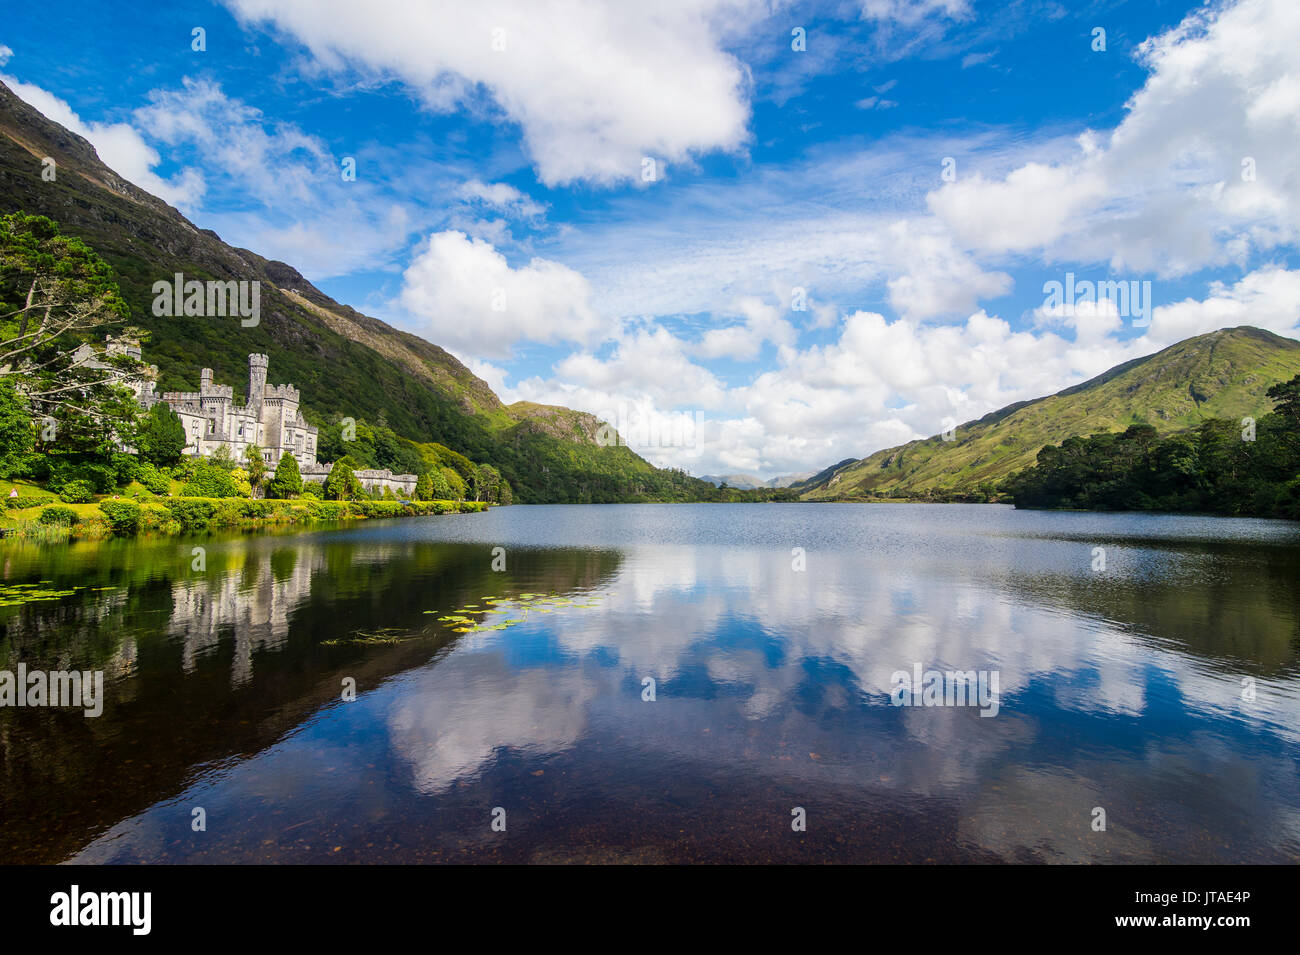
0, 496, 488, 543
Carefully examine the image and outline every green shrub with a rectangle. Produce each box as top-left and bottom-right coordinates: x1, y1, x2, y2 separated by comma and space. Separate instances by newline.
111, 454, 140, 488
268, 452, 303, 499
139, 505, 169, 531
303, 500, 345, 521
58, 480, 95, 503
180, 459, 240, 498
355, 500, 405, 519
48, 460, 116, 494
324, 457, 362, 500
5, 494, 54, 509
38, 505, 80, 526
137, 462, 171, 495
211, 499, 243, 526
99, 500, 141, 534
166, 498, 216, 530
242, 500, 272, 519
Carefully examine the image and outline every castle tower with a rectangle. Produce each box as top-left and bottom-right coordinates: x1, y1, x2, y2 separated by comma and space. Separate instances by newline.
200, 368, 213, 391
247, 354, 269, 417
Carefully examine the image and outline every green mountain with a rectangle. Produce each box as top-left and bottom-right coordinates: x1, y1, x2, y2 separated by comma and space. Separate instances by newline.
798, 326, 1300, 500
0, 80, 710, 503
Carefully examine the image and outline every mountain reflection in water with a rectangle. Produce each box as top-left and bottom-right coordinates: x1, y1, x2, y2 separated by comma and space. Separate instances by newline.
1, 504, 1297, 864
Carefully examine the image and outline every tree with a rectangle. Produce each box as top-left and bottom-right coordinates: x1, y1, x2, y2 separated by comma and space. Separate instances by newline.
230, 467, 253, 498
0, 213, 148, 449
180, 458, 239, 498
208, 443, 236, 470
1266, 374, 1300, 429
427, 467, 452, 500
476, 463, 502, 503
269, 452, 303, 499
324, 456, 361, 500
440, 466, 465, 500
414, 471, 433, 501
0, 377, 33, 477
244, 444, 267, 498
136, 402, 187, 466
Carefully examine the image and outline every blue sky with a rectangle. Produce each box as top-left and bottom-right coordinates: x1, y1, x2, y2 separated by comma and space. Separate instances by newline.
3, 0, 1299, 477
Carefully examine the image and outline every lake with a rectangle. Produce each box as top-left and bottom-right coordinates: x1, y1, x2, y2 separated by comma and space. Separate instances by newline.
2, 502, 1298, 864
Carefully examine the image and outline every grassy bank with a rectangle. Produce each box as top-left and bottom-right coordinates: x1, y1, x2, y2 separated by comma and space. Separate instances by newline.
0, 480, 487, 542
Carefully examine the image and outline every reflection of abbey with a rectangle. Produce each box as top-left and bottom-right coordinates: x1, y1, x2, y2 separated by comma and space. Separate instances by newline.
126, 348, 417, 495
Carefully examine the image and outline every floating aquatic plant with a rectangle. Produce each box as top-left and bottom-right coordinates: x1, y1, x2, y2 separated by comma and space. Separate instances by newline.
0, 582, 85, 607
427, 591, 609, 634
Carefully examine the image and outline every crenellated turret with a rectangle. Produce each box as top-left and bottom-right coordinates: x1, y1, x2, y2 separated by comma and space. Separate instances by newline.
247, 354, 269, 416
148, 350, 320, 469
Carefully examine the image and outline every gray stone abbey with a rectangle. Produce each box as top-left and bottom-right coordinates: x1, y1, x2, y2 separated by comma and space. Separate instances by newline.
134, 351, 418, 496
140, 353, 320, 470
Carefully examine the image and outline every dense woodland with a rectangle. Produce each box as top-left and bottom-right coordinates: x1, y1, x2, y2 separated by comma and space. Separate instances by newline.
1002, 375, 1300, 518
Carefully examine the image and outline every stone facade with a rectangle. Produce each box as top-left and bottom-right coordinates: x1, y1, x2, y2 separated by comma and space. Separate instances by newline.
300, 465, 419, 497
70, 336, 156, 389
140, 353, 321, 470
75, 339, 421, 495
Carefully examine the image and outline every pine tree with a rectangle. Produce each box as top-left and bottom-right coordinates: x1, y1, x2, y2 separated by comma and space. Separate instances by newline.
325, 456, 361, 500
136, 402, 187, 466
269, 451, 302, 499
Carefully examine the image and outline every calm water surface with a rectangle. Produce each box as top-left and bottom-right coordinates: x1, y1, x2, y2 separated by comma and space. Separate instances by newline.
2, 503, 1299, 864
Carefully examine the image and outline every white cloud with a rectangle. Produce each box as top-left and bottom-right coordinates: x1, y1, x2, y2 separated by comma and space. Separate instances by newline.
398, 231, 609, 358
695, 296, 796, 361
496, 265, 1300, 477
928, 157, 1108, 256
883, 219, 1013, 318
1032, 297, 1123, 345
1146, 266, 1300, 347
456, 178, 545, 219
859, 0, 972, 25
854, 96, 898, 110
928, 0, 1300, 275
3, 70, 435, 278
856, 0, 974, 60
129, 78, 434, 278
537, 129, 1026, 324
1, 73, 205, 209
134, 78, 333, 207
225, 0, 757, 186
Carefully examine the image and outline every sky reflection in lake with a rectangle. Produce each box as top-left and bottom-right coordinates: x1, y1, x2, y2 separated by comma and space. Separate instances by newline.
2, 504, 1298, 863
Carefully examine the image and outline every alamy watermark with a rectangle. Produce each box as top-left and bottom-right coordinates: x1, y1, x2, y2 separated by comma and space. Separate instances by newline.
1042, 272, 1151, 327
152, 273, 260, 327
595, 404, 703, 449
0, 665, 103, 717
890, 663, 1000, 717
50, 885, 150, 935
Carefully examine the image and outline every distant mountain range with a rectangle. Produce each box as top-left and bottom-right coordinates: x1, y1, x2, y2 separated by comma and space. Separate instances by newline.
795, 326, 1300, 500
698, 472, 815, 490
0, 80, 714, 503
